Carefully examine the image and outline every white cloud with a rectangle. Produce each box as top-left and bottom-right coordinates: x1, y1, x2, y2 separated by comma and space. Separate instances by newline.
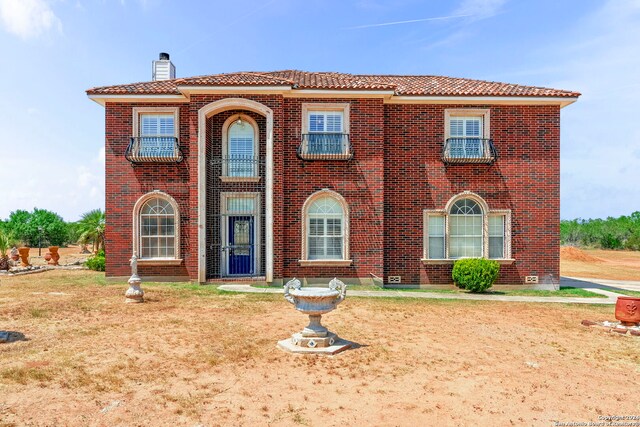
0, 0, 61, 39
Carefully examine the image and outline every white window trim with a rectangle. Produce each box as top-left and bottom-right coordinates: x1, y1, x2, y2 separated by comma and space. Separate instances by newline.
301, 103, 350, 134
422, 191, 513, 265
300, 103, 351, 159
132, 190, 182, 265
132, 106, 179, 138
220, 114, 260, 182
219, 192, 261, 276
444, 109, 490, 140
299, 189, 352, 267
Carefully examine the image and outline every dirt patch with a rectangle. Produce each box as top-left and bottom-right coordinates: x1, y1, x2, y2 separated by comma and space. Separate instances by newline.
0, 270, 639, 426
560, 246, 603, 263
561, 248, 640, 281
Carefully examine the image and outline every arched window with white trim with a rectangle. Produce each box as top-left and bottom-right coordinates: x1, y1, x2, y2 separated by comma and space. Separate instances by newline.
449, 198, 483, 258
222, 114, 259, 178
133, 192, 181, 262
423, 192, 512, 263
300, 190, 351, 265
308, 197, 344, 260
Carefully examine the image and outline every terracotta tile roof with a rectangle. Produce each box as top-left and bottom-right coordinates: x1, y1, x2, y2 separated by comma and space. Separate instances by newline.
87, 70, 580, 98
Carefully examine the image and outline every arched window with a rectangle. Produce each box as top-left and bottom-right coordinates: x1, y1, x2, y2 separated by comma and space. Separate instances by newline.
449, 199, 483, 258
222, 114, 258, 178
133, 192, 180, 261
424, 192, 512, 262
301, 190, 350, 264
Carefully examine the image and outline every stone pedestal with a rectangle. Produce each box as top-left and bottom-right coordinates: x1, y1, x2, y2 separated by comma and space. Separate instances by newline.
278, 333, 351, 355
125, 274, 144, 303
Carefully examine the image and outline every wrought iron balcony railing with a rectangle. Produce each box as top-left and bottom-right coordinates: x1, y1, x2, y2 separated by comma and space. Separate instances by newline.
125, 137, 183, 163
211, 156, 261, 178
297, 133, 353, 160
442, 138, 497, 165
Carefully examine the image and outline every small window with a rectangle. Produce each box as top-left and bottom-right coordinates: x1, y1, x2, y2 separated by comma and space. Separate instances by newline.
427, 215, 445, 259
489, 215, 505, 259
299, 104, 351, 160
128, 107, 182, 162
443, 109, 495, 164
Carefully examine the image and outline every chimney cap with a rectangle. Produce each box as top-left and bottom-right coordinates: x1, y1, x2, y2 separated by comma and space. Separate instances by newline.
159, 52, 170, 60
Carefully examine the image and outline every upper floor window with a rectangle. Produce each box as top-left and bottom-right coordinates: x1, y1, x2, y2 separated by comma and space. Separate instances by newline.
442, 109, 496, 165
127, 107, 182, 163
298, 103, 352, 160
221, 114, 259, 180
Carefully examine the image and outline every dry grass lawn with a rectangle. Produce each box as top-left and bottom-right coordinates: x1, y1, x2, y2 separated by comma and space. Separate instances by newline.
1, 270, 639, 426
561, 247, 640, 281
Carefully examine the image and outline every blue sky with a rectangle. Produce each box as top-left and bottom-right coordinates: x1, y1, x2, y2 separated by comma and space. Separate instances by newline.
0, 0, 638, 221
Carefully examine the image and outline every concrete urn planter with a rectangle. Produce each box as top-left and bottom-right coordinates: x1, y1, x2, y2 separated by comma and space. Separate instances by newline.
278, 278, 351, 354
47, 246, 60, 266
615, 296, 640, 326
17, 247, 30, 267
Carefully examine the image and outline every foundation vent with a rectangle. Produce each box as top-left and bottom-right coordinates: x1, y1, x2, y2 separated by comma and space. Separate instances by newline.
388, 276, 401, 284
525, 275, 539, 284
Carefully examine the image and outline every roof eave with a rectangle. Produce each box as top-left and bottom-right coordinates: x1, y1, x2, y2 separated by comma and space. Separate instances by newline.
86, 93, 187, 106
386, 95, 579, 108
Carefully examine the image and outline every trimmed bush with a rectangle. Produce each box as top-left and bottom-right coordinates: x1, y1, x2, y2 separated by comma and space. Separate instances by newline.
85, 250, 105, 272
452, 258, 500, 293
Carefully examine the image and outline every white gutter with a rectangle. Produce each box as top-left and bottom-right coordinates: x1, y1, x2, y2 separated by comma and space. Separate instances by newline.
87, 94, 187, 106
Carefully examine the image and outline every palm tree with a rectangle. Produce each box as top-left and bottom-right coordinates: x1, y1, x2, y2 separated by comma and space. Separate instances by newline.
77, 209, 105, 253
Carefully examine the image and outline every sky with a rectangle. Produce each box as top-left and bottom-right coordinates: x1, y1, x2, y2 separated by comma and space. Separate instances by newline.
0, 0, 639, 222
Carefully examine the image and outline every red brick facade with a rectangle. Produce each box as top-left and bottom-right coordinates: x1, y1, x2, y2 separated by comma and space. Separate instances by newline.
102, 94, 562, 286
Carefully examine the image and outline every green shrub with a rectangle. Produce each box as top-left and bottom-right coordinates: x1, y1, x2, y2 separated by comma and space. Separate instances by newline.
85, 250, 105, 271
452, 258, 500, 293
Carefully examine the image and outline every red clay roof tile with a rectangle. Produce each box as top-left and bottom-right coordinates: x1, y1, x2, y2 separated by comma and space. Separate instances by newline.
86, 70, 580, 98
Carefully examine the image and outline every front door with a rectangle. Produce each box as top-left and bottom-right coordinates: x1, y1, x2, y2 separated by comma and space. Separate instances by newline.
228, 215, 254, 275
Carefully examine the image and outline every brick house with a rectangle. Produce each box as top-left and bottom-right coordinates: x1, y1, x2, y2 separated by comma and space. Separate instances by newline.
87, 54, 579, 287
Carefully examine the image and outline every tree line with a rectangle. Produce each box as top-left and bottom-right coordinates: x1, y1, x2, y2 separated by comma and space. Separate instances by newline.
560, 211, 640, 250
0, 208, 105, 251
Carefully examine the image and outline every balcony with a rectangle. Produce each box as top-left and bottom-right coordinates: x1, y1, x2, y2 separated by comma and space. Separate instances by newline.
442, 138, 497, 165
211, 157, 262, 182
297, 133, 353, 161
125, 137, 183, 163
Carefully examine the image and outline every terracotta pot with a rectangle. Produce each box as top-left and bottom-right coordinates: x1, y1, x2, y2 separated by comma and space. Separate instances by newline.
18, 247, 30, 267
44, 252, 52, 261
48, 246, 60, 266
615, 296, 640, 326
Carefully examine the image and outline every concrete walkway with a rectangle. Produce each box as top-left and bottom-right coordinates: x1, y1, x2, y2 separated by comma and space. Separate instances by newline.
218, 276, 633, 305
